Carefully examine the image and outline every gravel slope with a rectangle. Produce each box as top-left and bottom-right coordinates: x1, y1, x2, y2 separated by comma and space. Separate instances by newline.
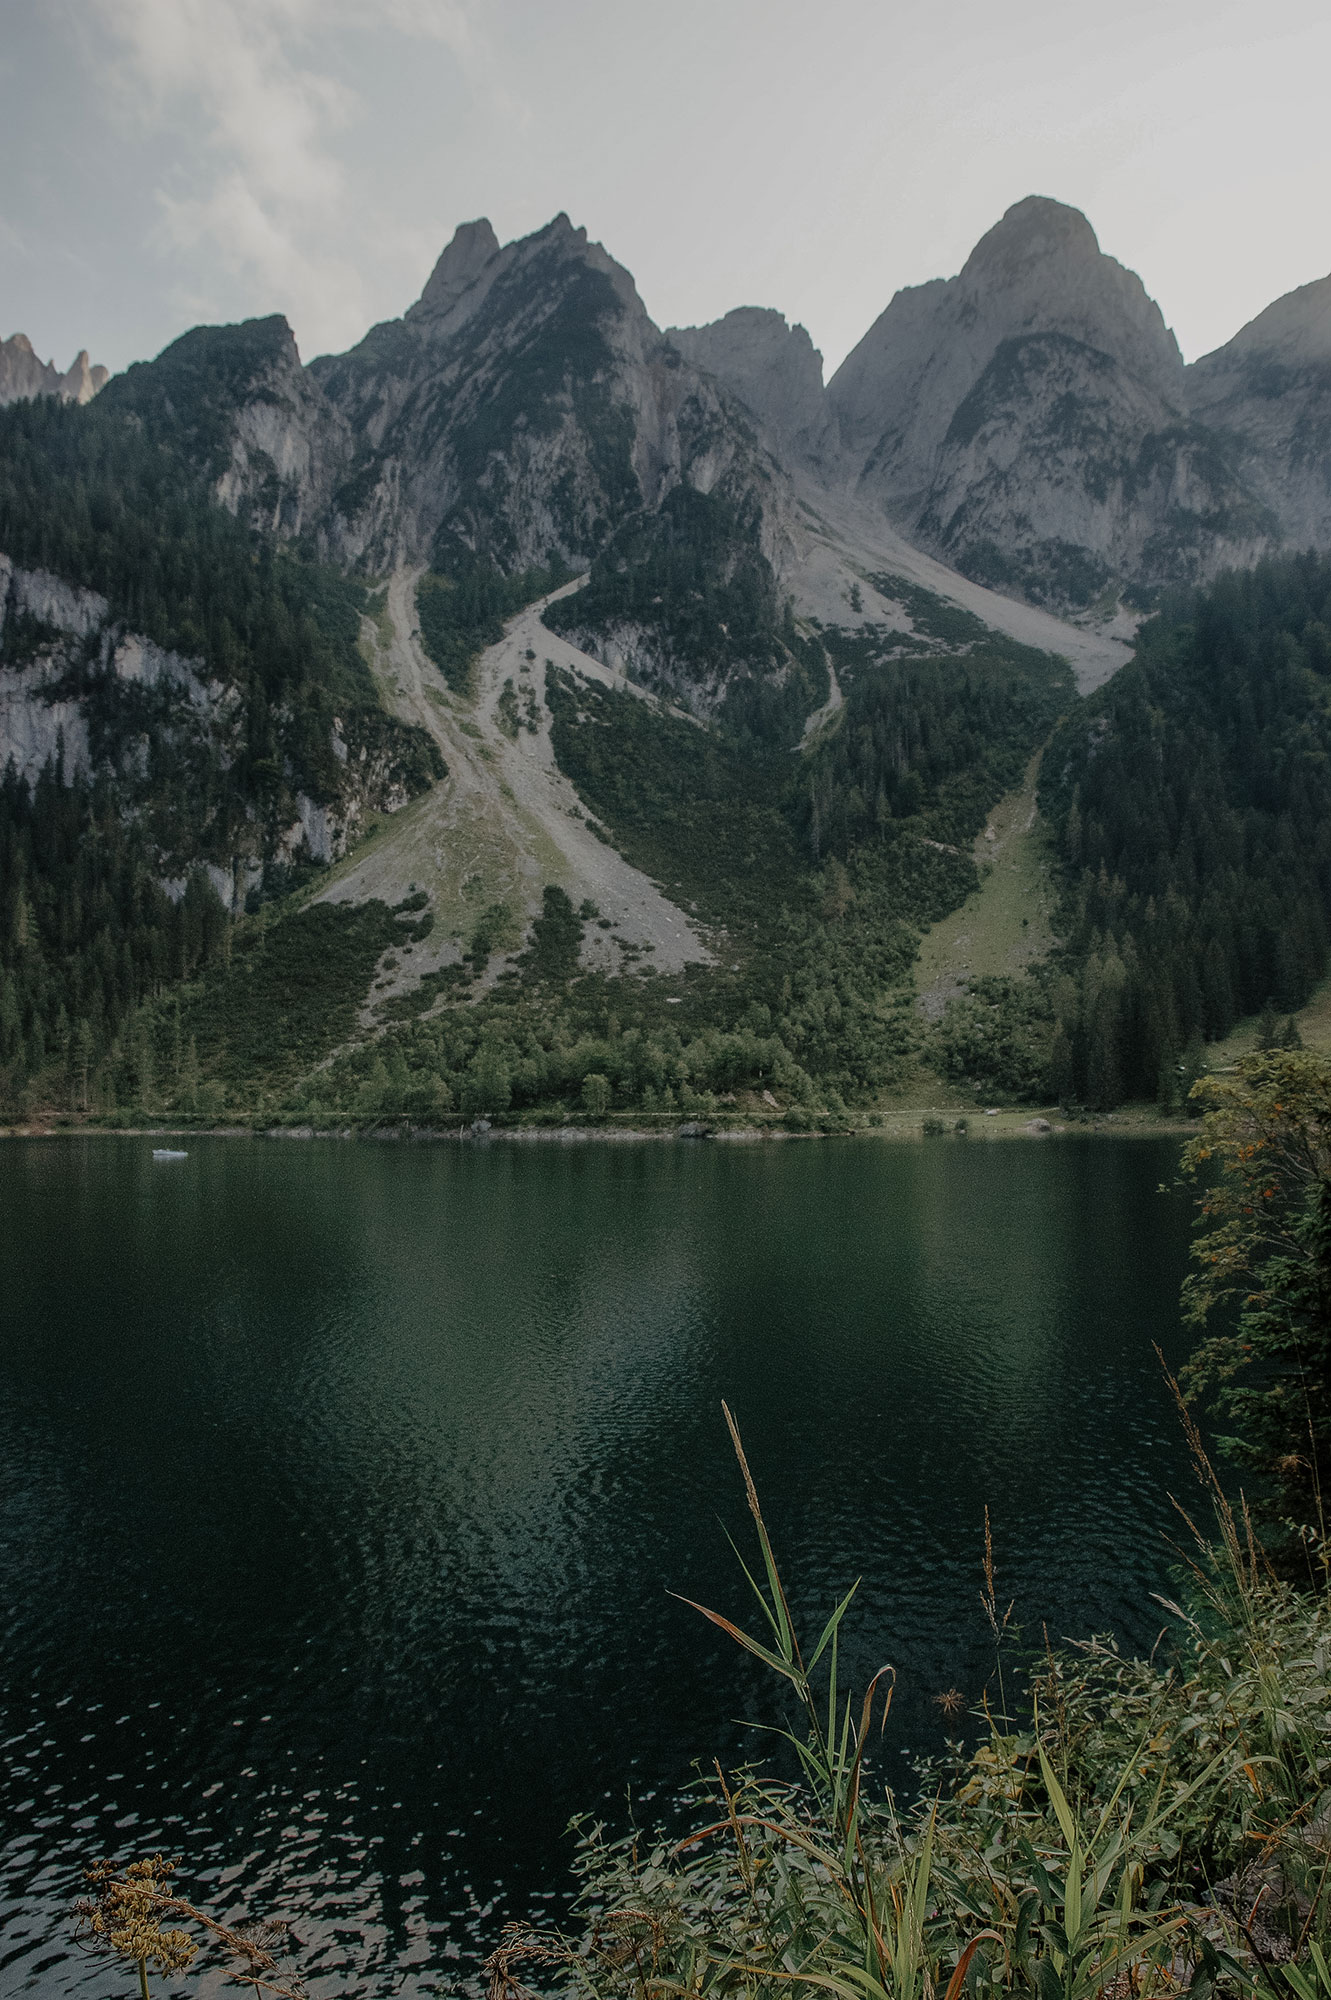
313, 571, 710, 1016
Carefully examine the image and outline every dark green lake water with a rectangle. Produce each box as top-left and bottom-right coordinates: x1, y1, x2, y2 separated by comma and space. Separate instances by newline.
0, 1134, 1197, 1995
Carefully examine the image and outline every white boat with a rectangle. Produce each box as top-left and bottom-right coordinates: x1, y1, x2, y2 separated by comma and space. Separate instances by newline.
152, 1148, 189, 1161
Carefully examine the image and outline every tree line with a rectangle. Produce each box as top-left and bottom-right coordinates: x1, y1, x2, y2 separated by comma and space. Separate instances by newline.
1037, 553, 1331, 1108
0, 324, 433, 829
0, 759, 230, 1114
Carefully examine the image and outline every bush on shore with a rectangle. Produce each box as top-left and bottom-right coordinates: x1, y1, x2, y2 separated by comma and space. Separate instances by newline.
490, 1400, 1331, 2000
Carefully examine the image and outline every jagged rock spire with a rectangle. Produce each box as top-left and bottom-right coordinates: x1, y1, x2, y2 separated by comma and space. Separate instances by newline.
0, 333, 108, 406
413, 218, 501, 319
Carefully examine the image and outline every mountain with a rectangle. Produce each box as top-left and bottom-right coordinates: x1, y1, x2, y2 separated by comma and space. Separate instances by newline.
0, 217, 835, 904
825, 196, 1275, 609
211, 214, 1122, 706
0, 332, 108, 406
0, 320, 442, 908
303, 213, 791, 578
6, 200, 1331, 1131
667, 307, 841, 475
1187, 274, 1331, 550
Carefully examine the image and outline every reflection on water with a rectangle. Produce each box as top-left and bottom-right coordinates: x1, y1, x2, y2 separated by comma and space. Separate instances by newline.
0, 1135, 1194, 1994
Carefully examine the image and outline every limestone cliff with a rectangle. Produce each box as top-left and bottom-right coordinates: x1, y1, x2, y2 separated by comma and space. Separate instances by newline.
307, 213, 795, 578
667, 307, 841, 475
1186, 273, 1331, 550
0, 552, 419, 906
0, 333, 108, 406
827, 198, 1276, 607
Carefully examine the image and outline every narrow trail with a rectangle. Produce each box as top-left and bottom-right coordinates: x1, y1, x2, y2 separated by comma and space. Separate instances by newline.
313, 570, 710, 1016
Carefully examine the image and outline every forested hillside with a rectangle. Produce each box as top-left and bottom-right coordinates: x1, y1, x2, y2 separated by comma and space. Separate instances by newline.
0, 334, 437, 818
543, 485, 828, 743
6, 200, 1331, 1129
0, 324, 449, 1117
0, 764, 229, 1098
943, 553, 1331, 1107
149, 606, 1065, 1125
1043, 553, 1331, 1103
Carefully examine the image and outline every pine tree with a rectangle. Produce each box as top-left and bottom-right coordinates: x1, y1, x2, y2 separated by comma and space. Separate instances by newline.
70, 1017, 93, 1112
1048, 1020, 1075, 1107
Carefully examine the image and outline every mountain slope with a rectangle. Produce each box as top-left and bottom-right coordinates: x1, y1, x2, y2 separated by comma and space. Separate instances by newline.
0, 327, 440, 900
11, 199, 1331, 1129
306, 213, 794, 582
1187, 274, 1331, 550
827, 196, 1273, 609
312, 566, 711, 989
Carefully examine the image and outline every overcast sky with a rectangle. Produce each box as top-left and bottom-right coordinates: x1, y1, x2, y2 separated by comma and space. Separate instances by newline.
3, 0, 1329, 382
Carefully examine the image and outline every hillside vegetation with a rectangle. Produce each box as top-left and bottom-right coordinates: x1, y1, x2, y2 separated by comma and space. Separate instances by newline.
17, 553, 1331, 1128
6, 335, 1331, 1131
0, 329, 439, 862
939, 553, 1331, 1109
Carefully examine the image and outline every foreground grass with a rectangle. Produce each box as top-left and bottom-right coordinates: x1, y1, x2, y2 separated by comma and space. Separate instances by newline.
491, 1403, 1331, 2000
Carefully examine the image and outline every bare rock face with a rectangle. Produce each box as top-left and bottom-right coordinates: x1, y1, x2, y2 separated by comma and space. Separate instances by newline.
0, 333, 108, 406
146, 205, 1331, 620
60, 350, 110, 403
827, 197, 1269, 606
6, 199, 1331, 638
409, 217, 502, 323
0, 548, 408, 898
668, 307, 841, 474
206, 316, 354, 542
308, 214, 790, 574
1186, 273, 1331, 549
831, 197, 1184, 500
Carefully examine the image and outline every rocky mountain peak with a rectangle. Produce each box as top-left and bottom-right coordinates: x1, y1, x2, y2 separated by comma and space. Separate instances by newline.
668, 306, 839, 472
1184, 271, 1331, 552
1, 332, 110, 407
956, 196, 1183, 391
826, 196, 1261, 608
413, 217, 502, 320
1201, 271, 1331, 370
405, 212, 640, 346
963, 195, 1102, 280
829, 196, 1184, 469
63, 351, 111, 401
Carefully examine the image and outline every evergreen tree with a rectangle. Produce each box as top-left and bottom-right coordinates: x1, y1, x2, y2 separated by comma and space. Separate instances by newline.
1182, 1051, 1331, 1570
1039, 554, 1331, 1105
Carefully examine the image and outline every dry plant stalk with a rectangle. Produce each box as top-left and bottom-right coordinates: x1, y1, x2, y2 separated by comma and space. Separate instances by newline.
483, 1921, 576, 2000
73, 1855, 305, 1999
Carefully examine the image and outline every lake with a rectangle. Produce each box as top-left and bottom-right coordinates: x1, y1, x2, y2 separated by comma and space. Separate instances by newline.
0, 1133, 1198, 1995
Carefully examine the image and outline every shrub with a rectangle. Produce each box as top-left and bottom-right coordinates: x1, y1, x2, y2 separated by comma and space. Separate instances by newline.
581, 1072, 611, 1118
489, 1406, 1331, 2000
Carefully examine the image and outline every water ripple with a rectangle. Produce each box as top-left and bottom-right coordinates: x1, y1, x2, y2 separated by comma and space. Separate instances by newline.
0, 1135, 1194, 1994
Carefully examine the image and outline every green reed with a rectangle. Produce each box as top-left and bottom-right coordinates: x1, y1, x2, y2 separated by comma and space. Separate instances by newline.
487, 1399, 1331, 2000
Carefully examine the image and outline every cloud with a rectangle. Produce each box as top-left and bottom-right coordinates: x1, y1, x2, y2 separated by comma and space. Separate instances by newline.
376, 0, 473, 47
88, 0, 485, 353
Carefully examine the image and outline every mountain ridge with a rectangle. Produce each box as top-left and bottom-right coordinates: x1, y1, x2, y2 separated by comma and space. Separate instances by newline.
0, 331, 108, 408
3, 196, 1331, 1133
14, 196, 1324, 624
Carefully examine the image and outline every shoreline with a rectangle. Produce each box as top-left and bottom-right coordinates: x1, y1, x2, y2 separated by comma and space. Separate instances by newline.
0, 1108, 1193, 1146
